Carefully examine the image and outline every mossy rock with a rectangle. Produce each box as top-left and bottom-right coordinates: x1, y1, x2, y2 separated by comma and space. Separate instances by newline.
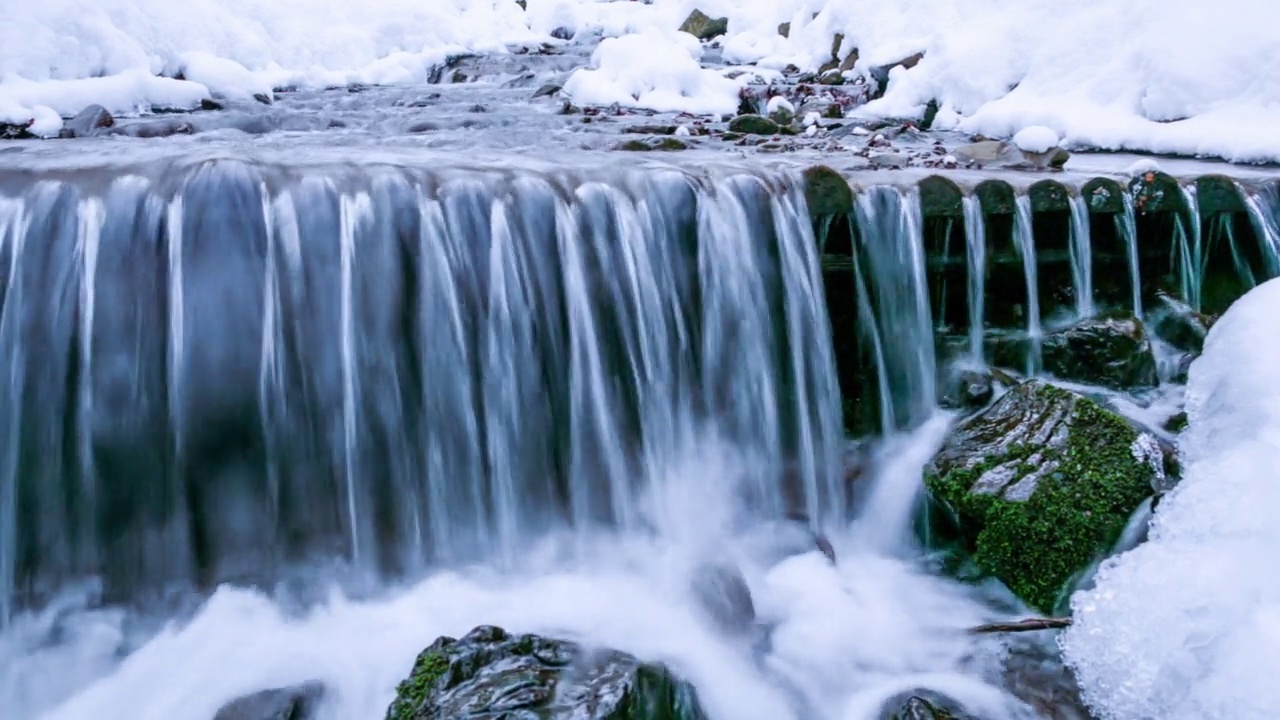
803, 165, 853, 217
924, 380, 1163, 613
678, 9, 729, 41
727, 114, 780, 136
386, 626, 708, 720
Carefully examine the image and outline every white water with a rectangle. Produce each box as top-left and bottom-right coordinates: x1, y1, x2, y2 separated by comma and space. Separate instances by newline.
0, 428, 1041, 720
1116, 194, 1145, 319
1063, 275, 1280, 720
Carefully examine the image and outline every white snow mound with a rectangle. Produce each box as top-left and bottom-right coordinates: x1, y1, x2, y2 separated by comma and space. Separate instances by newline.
1012, 126, 1059, 154
1062, 275, 1280, 720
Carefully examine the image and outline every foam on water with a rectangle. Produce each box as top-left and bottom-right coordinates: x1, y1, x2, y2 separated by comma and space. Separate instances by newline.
1062, 276, 1280, 720
0, 429, 1034, 720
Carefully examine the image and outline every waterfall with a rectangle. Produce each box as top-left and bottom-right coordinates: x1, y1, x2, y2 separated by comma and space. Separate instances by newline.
961, 195, 987, 362
1068, 193, 1095, 319
1012, 195, 1041, 375
852, 186, 936, 431
1174, 184, 1205, 311
1117, 193, 1145, 318
0, 162, 844, 619
1245, 184, 1280, 277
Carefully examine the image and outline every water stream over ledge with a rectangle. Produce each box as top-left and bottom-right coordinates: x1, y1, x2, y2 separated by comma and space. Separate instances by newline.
1, 152, 1279, 720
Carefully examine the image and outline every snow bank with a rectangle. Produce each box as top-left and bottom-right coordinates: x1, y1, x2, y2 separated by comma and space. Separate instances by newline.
1, 0, 538, 120
563, 30, 742, 115
1062, 276, 1280, 719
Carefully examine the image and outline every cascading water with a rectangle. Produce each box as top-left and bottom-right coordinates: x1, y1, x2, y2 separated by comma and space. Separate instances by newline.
1117, 193, 1145, 318
961, 195, 987, 361
0, 162, 848, 621
1173, 184, 1205, 311
1012, 195, 1041, 375
850, 186, 937, 433
1068, 193, 1095, 319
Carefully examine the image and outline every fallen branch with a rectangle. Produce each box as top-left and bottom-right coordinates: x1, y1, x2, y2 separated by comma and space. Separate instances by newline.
970, 617, 1072, 634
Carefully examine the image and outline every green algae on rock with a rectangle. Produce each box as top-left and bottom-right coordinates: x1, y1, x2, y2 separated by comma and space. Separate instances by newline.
925, 380, 1165, 613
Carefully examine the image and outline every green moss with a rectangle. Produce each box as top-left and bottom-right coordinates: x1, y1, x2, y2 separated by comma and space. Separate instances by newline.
386, 650, 450, 720
925, 389, 1154, 614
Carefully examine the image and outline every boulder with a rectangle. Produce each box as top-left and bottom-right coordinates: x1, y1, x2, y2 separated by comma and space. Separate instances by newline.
1150, 292, 1214, 353
925, 380, 1163, 613
1042, 315, 1158, 389
213, 682, 325, 720
727, 114, 780, 136
678, 10, 728, 41
385, 626, 708, 720
1002, 640, 1093, 720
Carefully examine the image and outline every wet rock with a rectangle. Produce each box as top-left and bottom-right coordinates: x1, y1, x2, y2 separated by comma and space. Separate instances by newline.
678, 10, 729, 41
727, 114, 779, 136
1, 121, 33, 140
868, 52, 925, 98
803, 165, 853, 217
880, 690, 973, 719
385, 626, 708, 720
778, 22, 791, 38
623, 124, 679, 135
60, 104, 114, 138
690, 562, 756, 635
1002, 640, 1093, 720
925, 380, 1162, 613
550, 26, 575, 41
407, 121, 440, 133
940, 368, 995, 412
1150, 292, 1214, 353
213, 682, 325, 720
1039, 315, 1159, 389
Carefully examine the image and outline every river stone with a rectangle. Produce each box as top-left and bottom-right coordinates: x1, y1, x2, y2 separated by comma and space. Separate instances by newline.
213, 682, 325, 720
1039, 315, 1159, 389
678, 10, 728, 41
925, 380, 1162, 613
385, 625, 708, 720
952, 141, 1069, 171
727, 114, 780, 136
803, 165, 853, 217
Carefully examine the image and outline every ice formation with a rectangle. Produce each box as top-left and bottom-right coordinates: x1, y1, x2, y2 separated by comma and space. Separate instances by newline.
1062, 276, 1280, 719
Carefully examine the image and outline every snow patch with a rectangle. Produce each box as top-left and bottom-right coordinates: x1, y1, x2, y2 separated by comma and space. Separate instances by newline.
1062, 276, 1280, 719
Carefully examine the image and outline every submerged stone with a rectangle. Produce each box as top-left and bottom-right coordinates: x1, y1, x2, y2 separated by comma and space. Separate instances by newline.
939, 368, 995, 412
386, 626, 708, 720
925, 380, 1162, 613
1039, 315, 1159, 389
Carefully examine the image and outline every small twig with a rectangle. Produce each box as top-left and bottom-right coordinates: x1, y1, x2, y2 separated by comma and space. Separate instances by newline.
970, 617, 1072, 634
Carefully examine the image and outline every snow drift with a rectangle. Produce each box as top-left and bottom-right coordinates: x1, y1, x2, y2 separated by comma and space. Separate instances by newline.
1062, 275, 1280, 719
